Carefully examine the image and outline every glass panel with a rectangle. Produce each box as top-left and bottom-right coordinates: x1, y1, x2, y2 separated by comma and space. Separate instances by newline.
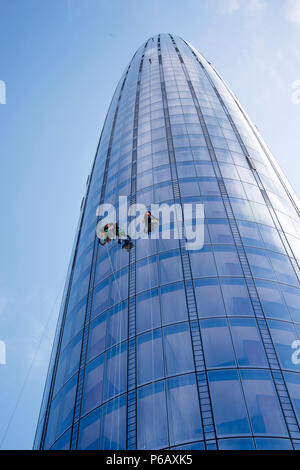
240, 369, 288, 436
100, 395, 126, 450
207, 219, 234, 244
82, 354, 104, 415
190, 247, 217, 278
284, 372, 300, 428
106, 301, 128, 348
137, 329, 164, 385
103, 342, 127, 401
268, 252, 298, 286
136, 289, 161, 334
200, 318, 236, 368
161, 282, 188, 325
237, 220, 263, 248
245, 248, 276, 281
136, 256, 158, 293
208, 370, 251, 437
255, 280, 290, 321
218, 438, 255, 450
159, 251, 183, 284
229, 318, 268, 367
281, 285, 300, 323
87, 313, 107, 361
268, 320, 299, 371
221, 278, 254, 317
255, 438, 292, 450
163, 323, 194, 376
167, 374, 202, 446
78, 408, 100, 450
194, 278, 226, 317
137, 381, 168, 449
214, 246, 243, 276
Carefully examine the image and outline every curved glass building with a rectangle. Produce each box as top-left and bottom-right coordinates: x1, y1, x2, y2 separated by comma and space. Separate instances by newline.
34, 34, 300, 451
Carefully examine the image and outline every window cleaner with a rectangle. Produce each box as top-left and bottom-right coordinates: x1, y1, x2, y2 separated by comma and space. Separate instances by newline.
142, 211, 158, 234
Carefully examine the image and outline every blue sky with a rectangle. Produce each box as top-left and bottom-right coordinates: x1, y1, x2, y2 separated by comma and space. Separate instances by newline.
0, 0, 300, 449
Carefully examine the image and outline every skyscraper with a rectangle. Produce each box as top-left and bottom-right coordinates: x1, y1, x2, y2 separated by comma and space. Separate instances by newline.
34, 34, 300, 451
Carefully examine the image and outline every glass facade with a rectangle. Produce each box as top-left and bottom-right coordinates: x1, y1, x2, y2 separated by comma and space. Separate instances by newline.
34, 34, 300, 450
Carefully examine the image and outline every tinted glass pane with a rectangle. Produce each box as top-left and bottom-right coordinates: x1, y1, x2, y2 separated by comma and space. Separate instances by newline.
137, 381, 168, 449
78, 408, 100, 450
163, 323, 194, 375
136, 289, 161, 334
167, 375, 202, 446
208, 370, 251, 437
284, 372, 300, 427
229, 318, 268, 367
100, 395, 126, 450
137, 330, 164, 385
82, 355, 104, 415
221, 278, 254, 317
103, 342, 127, 401
161, 282, 188, 325
269, 320, 299, 371
194, 279, 226, 317
256, 280, 290, 320
240, 370, 288, 436
201, 318, 236, 368
87, 313, 107, 361
159, 251, 183, 284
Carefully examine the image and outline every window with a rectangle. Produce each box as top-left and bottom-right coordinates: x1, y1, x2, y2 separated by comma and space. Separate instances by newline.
237, 220, 263, 249
240, 369, 288, 436
54, 333, 82, 395
281, 285, 300, 323
229, 318, 268, 367
136, 256, 158, 293
284, 372, 300, 428
255, 280, 290, 321
218, 438, 255, 450
106, 301, 128, 348
161, 282, 188, 325
78, 408, 100, 450
190, 247, 217, 278
255, 438, 292, 450
163, 323, 194, 376
221, 278, 254, 317
137, 381, 168, 449
82, 355, 104, 415
214, 246, 243, 276
268, 252, 298, 286
137, 326, 164, 387
208, 370, 251, 437
245, 248, 276, 281
194, 278, 226, 317
207, 219, 234, 244
167, 374, 202, 446
87, 313, 107, 361
159, 251, 183, 284
200, 318, 236, 368
269, 320, 299, 371
92, 278, 110, 318
258, 224, 285, 253
46, 375, 77, 448
136, 289, 161, 334
61, 298, 86, 351
103, 342, 127, 401
100, 395, 126, 450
